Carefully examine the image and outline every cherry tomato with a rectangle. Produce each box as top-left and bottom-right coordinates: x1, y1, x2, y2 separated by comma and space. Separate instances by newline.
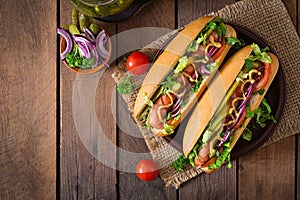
253, 63, 271, 93
135, 159, 159, 181
126, 51, 150, 75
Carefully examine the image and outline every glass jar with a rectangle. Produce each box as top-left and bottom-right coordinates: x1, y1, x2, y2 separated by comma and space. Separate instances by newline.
69, 0, 134, 17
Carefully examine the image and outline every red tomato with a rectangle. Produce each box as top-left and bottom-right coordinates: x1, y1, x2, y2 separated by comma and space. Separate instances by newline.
253, 63, 271, 93
201, 157, 218, 168
126, 51, 150, 75
135, 159, 159, 181
212, 38, 225, 61
234, 109, 246, 130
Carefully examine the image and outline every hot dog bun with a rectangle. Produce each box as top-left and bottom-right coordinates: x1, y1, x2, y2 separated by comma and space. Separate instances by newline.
133, 16, 214, 120
230, 53, 279, 148
183, 52, 279, 173
201, 53, 278, 173
183, 45, 253, 157
133, 16, 237, 136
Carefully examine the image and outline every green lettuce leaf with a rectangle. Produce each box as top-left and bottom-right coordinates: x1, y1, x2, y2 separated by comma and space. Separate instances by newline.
143, 93, 153, 107
248, 43, 272, 63
208, 145, 231, 169
241, 127, 252, 141
225, 37, 242, 46
161, 123, 175, 135
174, 56, 188, 73
172, 154, 189, 172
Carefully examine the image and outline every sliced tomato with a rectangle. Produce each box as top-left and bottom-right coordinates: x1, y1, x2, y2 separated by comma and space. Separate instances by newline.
234, 109, 247, 130
201, 157, 218, 168
253, 63, 271, 93
194, 157, 203, 167
212, 38, 225, 61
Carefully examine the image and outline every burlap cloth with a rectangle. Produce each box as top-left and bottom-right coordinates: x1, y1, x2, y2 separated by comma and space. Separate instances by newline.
112, 0, 300, 188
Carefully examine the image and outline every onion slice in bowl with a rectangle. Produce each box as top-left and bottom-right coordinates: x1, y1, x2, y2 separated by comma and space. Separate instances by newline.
57, 28, 73, 60
58, 24, 111, 71
83, 27, 96, 44
96, 30, 110, 59
73, 34, 95, 58
90, 47, 99, 68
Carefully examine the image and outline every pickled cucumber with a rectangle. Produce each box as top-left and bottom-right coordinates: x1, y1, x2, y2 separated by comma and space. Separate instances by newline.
69, 24, 80, 35
89, 23, 100, 35
71, 9, 79, 27
79, 13, 91, 32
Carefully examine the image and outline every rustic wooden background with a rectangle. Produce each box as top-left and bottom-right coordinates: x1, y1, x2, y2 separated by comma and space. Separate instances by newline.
0, 0, 299, 199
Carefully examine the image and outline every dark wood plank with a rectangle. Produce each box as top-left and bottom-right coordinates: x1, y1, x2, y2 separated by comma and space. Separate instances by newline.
0, 0, 56, 199
177, 0, 235, 27
298, 0, 300, 33
116, 0, 177, 199
238, 0, 297, 199
94, 66, 118, 199
238, 137, 295, 199
297, 1, 299, 199
177, 0, 237, 199
59, 1, 117, 199
179, 163, 237, 199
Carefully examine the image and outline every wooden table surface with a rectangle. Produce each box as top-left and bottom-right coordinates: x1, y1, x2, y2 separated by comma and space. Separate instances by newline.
1, 0, 299, 199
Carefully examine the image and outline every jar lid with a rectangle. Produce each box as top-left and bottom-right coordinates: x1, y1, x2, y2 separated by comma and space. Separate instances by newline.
79, 0, 115, 6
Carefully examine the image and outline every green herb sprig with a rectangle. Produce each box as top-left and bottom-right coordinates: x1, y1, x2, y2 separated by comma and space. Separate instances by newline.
117, 76, 134, 94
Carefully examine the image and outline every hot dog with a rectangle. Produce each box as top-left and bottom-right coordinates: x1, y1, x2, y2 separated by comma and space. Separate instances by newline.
133, 16, 237, 136
173, 44, 279, 173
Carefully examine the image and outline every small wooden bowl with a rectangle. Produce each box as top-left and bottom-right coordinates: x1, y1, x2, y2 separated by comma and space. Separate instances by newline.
60, 29, 112, 74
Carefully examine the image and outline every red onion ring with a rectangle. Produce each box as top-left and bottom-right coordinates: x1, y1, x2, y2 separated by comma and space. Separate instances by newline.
96, 30, 110, 59
57, 28, 73, 60
200, 63, 210, 76
170, 98, 182, 116
73, 34, 95, 58
208, 46, 218, 57
83, 27, 96, 44
171, 109, 181, 118
217, 84, 253, 148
